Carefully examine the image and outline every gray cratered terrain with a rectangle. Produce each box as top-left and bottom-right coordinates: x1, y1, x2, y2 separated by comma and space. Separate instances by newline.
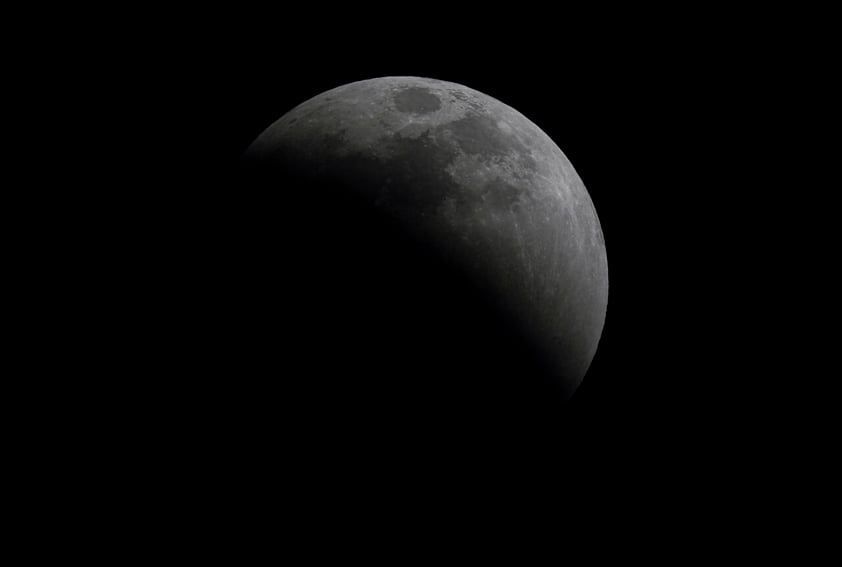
244, 76, 607, 399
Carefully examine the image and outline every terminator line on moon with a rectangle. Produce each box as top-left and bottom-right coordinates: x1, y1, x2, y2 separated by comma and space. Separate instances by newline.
243, 76, 608, 399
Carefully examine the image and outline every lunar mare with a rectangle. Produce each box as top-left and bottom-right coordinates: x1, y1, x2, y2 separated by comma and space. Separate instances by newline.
244, 76, 607, 399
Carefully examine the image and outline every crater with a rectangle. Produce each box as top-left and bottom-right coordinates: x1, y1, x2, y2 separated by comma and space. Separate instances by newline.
394, 87, 442, 114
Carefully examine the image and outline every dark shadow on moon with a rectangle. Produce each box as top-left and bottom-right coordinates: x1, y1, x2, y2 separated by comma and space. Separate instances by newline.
219, 156, 574, 467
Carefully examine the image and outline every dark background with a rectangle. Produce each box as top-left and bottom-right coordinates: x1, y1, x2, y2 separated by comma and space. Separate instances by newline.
7, 4, 831, 559
65, 9, 816, 552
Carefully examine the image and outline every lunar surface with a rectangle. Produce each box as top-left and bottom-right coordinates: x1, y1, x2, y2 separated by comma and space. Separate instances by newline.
242, 76, 607, 403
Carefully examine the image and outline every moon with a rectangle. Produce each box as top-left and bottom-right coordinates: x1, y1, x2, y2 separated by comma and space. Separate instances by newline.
242, 76, 607, 410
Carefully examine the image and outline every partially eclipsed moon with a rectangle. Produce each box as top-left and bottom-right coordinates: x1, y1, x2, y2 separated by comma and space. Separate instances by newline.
243, 76, 607, 400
